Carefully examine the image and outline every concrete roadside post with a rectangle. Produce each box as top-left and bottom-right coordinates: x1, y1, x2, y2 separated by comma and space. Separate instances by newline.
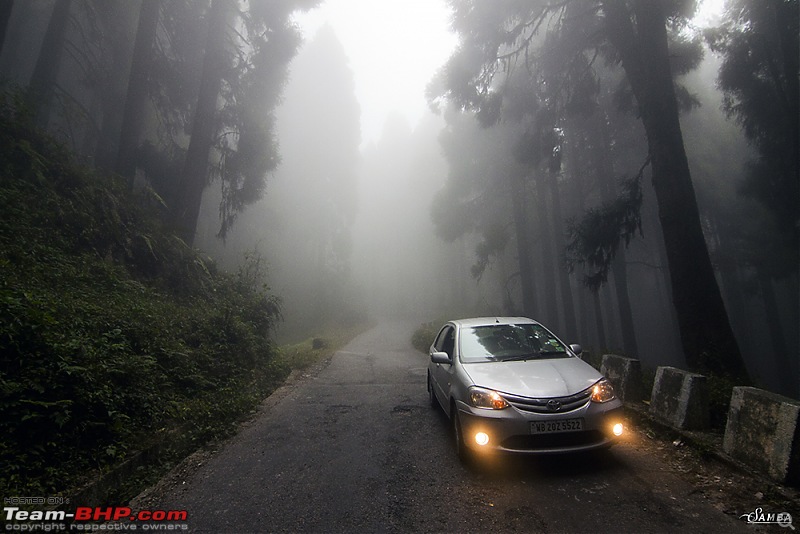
723, 386, 800, 485
601, 354, 643, 404
649, 366, 710, 431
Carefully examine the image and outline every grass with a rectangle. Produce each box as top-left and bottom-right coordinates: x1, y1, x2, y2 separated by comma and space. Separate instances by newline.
88, 322, 370, 506
277, 322, 373, 372
0, 89, 368, 502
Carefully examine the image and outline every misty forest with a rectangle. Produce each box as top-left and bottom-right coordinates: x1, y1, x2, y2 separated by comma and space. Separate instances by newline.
0, 0, 797, 497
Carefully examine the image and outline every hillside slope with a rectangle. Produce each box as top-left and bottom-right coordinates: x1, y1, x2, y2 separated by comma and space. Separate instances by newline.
0, 93, 287, 498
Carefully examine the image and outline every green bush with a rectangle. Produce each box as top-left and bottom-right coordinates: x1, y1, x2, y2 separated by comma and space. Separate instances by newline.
0, 90, 284, 497
411, 322, 440, 354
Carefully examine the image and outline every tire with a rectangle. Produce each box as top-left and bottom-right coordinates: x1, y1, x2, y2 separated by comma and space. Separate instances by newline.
428, 374, 438, 409
452, 405, 471, 463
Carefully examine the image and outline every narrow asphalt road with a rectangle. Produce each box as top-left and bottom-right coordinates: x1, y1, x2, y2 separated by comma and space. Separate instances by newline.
148, 321, 754, 533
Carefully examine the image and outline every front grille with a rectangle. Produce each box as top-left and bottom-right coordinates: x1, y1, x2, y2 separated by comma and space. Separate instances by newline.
502, 389, 591, 414
501, 430, 606, 451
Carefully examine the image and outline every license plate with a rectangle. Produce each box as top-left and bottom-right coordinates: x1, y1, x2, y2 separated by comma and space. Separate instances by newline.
531, 418, 584, 434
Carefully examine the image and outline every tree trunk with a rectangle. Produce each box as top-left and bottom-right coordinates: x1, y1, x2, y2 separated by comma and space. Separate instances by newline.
29, 0, 72, 130
544, 166, 578, 340
709, 214, 753, 359
534, 177, 560, 330
601, 281, 621, 351
645, 180, 684, 362
757, 269, 796, 396
173, 0, 230, 245
592, 290, 607, 349
610, 254, 637, 356
602, 0, 748, 379
565, 130, 591, 345
0, 0, 13, 57
114, 0, 159, 187
510, 174, 537, 316
592, 111, 639, 357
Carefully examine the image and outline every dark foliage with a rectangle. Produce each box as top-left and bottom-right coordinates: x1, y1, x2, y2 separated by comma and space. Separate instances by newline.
411, 322, 441, 354
706, 0, 799, 269
566, 167, 645, 291
0, 92, 284, 496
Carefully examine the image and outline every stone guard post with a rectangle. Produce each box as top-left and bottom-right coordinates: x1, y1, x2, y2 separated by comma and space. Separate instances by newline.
723, 387, 800, 485
649, 366, 709, 430
601, 354, 643, 403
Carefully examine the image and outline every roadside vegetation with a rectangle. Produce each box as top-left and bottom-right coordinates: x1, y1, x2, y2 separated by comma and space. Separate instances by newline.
277, 323, 371, 373
411, 321, 440, 354
0, 92, 356, 501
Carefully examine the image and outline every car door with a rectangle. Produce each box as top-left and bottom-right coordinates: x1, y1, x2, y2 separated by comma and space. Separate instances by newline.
430, 325, 455, 407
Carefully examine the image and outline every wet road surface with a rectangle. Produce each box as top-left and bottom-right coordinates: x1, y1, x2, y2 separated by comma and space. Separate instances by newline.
150, 321, 752, 533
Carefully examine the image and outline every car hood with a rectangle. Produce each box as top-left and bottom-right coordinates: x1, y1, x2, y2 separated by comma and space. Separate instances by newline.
463, 357, 601, 398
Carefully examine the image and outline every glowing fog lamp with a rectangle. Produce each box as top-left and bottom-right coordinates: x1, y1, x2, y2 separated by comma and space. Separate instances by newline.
612, 423, 624, 436
474, 432, 490, 446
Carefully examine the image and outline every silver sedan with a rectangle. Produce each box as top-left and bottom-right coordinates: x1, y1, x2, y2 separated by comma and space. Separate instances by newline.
427, 317, 624, 460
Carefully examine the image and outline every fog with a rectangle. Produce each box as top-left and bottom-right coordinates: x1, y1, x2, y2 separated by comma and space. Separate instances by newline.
1, 0, 795, 397
196, 7, 797, 397
196, 25, 484, 339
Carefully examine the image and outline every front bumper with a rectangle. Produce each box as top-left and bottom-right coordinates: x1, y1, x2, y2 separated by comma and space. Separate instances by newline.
457, 399, 624, 455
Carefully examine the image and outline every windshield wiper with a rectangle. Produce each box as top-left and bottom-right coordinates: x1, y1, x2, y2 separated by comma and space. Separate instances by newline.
498, 354, 538, 362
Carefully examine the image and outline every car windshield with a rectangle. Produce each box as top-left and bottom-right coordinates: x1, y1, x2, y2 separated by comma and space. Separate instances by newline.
459, 323, 570, 363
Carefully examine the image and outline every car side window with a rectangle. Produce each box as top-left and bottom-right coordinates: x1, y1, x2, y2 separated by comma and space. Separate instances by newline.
434, 326, 448, 351
434, 326, 455, 360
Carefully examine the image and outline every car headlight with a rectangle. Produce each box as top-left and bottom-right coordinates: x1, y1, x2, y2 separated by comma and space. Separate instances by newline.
591, 378, 616, 403
469, 387, 509, 409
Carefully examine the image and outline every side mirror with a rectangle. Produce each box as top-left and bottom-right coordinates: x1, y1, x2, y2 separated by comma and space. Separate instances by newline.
569, 344, 583, 357
430, 351, 451, 364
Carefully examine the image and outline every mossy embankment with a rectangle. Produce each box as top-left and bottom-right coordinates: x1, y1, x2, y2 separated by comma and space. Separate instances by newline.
0, 94, 358, 501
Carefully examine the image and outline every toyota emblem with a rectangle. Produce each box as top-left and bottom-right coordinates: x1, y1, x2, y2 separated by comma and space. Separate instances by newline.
546, 399, 561, 411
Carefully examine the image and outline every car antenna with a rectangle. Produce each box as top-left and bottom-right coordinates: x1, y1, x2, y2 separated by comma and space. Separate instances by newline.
495, 317, 500, 323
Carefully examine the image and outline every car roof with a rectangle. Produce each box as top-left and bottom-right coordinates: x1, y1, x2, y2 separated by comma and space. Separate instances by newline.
449, 317, 540, 328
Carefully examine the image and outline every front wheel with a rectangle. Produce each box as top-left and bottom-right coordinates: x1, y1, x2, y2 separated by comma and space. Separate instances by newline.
452, 407, 471, 463
428, 375, 438, 409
